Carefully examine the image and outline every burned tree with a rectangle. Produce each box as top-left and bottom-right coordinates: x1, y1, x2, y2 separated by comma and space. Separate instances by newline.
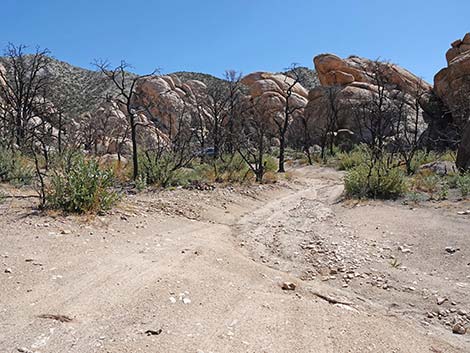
274, 64, 305, 173
140, 102, 195, 187
0, 44, 53, 149
223, 70, 245, 155
203, 79, 230, 158
395, 80, 427, 175
316, 86, 342, 160
237, 97, 274, 182
94, 60, 158, 180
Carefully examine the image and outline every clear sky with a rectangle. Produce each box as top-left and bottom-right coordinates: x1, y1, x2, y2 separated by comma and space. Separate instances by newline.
1, 0, 469, 82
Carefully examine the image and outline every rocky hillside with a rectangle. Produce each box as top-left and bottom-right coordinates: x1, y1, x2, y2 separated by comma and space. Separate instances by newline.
434, 33, 470, 170
0, 56, 229, 118
0, 56, 128, 117
281, 66, 319, 91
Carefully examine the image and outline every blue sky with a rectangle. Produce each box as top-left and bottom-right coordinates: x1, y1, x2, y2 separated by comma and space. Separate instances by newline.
1, 0, 469, 82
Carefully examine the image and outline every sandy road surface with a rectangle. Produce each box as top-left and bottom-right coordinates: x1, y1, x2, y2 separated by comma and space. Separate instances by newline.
0, 166, 468, 352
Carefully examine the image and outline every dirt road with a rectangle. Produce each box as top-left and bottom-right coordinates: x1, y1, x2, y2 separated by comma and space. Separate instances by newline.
1, 166, 469, 352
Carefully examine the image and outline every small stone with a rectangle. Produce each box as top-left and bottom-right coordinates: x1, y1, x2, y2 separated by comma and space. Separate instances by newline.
398, 246, 412, 254
182, 297, 191, 304
437, 297, 448, 305
17, 348, 33, 353
4, 268, 12, 274
452, 323, 467, 335
60, 229, 72, 235
445, 247, 458, 254
281, 282, 296, 291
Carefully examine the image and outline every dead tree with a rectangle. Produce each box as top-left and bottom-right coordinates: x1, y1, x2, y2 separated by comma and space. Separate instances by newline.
315, 86, 341, 160
274, 64, 304, 173
349, 60, 409, 197
223, 70, 245, 155
352, 60, 404, 162
395, 80, 426, 175
94, 60, 157, 180
141, 103, 195, 186
237, 97, 274, 182
0, 44, 52, 149
203, 79, 230, 158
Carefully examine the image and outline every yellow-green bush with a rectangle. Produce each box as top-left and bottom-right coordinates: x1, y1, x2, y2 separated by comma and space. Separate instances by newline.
336, 145, 369, 171
47, 154, 118, 213
0, 147, 34, 186
457, 173, 470, 197
345, 162, 407, 199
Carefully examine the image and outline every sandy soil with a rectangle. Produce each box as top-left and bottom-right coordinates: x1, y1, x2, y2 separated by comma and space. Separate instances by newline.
0, 166, 469, 353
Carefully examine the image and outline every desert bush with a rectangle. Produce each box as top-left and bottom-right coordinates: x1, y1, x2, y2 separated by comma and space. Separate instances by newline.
138, 152, 191, 187
189, 153, 278, 185
284, 148, 308, 162
47, 154, 118, 213
410, 171, 451, 200
408, 151, 437, 175
412, 173, 440, 193
211, 153, 253, 183
0, 147, 34, 186
345, 162, 407, 199
336, 145, 369, 171
457, 173, 470, 197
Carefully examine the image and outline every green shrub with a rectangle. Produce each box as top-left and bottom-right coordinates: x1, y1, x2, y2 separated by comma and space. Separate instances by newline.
407, 150, 456, 175
263, 155, 278, 173
336, 145, 369, 171
139, 152, 190, 187
0, 147, 34, 186
211, 153, 252, 183
47, 155, 118, 213
413, 174, 440, 193
411, 172, 451, 200
345, 162, 407, 199
405, 191, 426, 203
457, 173, 470, 197
191, 153, 258, 184
134, 174, 148, 191
408, 151, 435, 175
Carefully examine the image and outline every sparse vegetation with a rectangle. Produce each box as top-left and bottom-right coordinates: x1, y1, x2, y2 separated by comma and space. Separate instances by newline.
390, 258, 401, 269
0, 147, 34, 186
344, 161, 407, 199
335, 145, 369, 171
457, 172, 470, 197
46, 154, 118, 213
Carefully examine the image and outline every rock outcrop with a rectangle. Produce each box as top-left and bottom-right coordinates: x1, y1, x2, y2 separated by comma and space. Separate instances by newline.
241, 72, 308, 123
315, 54, 431, 96
83, 100, 169, 155
305, 54, 438, 145
434, 33, 470, 125
457, 123, 470, 171
434, 33, 470, 170
133, 75, 208, 135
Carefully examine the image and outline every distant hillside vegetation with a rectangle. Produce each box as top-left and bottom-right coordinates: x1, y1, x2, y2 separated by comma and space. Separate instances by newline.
1, 56, 318, 118
281, 66, 319, 91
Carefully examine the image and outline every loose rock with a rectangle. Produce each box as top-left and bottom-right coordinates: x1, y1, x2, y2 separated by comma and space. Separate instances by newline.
281, 282, 296, 291
452, 323, 467, 335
